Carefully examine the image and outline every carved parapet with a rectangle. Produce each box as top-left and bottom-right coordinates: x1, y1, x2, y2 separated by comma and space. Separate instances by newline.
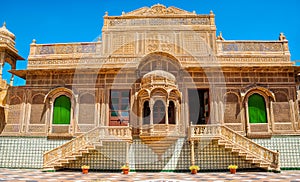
103, 4, 215, 31
29, 42, 102, 56
216, 41, 293, 66
219, 41, 287, 53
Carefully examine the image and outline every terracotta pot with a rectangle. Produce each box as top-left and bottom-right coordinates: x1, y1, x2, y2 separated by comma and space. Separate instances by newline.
230, 168, 236, 174
191, 169, 197, 174
82, 168, 89, 174
122, 168, 129, 174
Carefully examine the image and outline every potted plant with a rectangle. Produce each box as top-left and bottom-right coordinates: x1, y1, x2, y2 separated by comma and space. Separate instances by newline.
81, 165, 90, 174
121, 165, 130, 174
228, 165, 238, 174
189, 165, 200, 174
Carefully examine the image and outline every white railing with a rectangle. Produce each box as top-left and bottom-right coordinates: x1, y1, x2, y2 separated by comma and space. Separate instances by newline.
43, 126, 132, 167
189, 124, 279, 169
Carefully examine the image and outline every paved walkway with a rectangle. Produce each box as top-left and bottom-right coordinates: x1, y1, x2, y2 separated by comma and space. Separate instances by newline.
0, 168, 300, 181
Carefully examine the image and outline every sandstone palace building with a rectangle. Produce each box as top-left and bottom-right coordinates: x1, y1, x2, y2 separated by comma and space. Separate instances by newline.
0, 4, 299, 172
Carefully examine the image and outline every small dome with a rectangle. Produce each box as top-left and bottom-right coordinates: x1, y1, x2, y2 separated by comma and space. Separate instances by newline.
0, 22, 16, 40
143, 70, 176, 81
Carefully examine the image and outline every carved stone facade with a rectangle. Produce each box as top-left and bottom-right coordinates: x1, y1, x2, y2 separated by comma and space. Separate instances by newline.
1, 4, 300, 139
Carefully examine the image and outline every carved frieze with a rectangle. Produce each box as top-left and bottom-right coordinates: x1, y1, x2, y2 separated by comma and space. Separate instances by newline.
108, 18, 210, 27
221, 42, 283, 52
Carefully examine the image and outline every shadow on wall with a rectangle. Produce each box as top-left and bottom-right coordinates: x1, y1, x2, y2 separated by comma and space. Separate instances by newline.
0, 107, 5, 134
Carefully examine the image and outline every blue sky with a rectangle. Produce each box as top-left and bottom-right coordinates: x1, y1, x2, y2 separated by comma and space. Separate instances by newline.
1, 0, 299, 85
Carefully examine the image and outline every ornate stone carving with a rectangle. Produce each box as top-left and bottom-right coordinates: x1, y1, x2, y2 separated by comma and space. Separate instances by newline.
222, 42, 283, 52
122, 4, 196, 16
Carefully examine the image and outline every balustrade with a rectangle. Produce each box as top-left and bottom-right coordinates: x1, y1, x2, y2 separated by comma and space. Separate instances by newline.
43, 126, 132, 167
189, 124, 279, 169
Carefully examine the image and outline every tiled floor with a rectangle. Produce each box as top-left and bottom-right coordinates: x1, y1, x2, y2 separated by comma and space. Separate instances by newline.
0, 169, 300, 182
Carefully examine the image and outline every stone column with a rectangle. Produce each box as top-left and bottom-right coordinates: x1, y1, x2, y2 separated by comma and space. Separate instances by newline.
245, 100, 250, 135
139, 101, 143, 135
190, 140, 195, 166
9, 63, 15, 86
150, 98, 154, 133
0, 53, 4, 79
289, 100, 297, 132
219, 101, 224, 124
214, 101, 219, 124
75, 95, 79, 133
270, 101, 274, 132
49, 100, 54, 134
165, 101, 169, 125
266, 100, 271, 133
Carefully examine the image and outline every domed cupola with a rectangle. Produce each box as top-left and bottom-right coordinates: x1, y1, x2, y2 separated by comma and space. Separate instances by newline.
0, 22, 16, 46
141, 70, 177, 88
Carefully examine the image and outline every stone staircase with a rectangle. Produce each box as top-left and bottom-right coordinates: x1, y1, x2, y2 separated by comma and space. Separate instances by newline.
189, 124, 280, 171
139, 136, 179, 158
43, 126, 132, 171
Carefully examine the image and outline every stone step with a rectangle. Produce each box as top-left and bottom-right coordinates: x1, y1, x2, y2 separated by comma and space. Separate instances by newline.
58, 159, 69, 164
259, 162, 271, 168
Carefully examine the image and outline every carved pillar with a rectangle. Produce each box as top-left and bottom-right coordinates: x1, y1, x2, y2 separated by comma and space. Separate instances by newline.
245, 100, 250, 135
9, 76, 14, 86
190, 140, 195, 166
165, 101, 169, 125
266, 99, 271, 133
270, 101, 274, 132
289, 100, 297, 132
139, 100, 143, 135
214, 101, 219, 124
24, 101, 31, 134
0, 53, 4, 79
9, 63, 15, 86
75, 95, 79, 133
100, 90, 106, 126
20, 102, 26, 134
49, 100, 54, 134
219, 101, 224, 124
150, 98, 154, 133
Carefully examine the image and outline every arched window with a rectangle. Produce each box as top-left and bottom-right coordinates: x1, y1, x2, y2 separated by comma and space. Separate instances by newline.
53, 95, 71, 124
143, 101, 150, 125
168, 101, 175, 124
153, 100, 165, 124
248, 94, 267, 123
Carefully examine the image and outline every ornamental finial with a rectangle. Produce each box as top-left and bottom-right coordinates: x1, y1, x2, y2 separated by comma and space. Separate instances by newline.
279, 32, 286, 41
2, 22, 6, 28
217, 31, 224, 40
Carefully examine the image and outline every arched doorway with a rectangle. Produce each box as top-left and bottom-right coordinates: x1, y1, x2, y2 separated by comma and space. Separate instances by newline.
248, 93, 267, 123
153, 100, 165, 124
53, 95, 71, 125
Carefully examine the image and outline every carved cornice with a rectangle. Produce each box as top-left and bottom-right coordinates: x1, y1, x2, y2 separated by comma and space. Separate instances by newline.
122, 4, 196, 17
